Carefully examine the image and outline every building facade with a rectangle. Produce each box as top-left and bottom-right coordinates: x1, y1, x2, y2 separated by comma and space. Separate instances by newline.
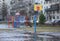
45, 0, 60, 21
0, 0, 3, 20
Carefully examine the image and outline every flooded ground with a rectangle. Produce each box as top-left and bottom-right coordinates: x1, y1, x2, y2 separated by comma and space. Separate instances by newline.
0, 24, 60, 41
0, 30, 60, 41
0, 30, 34, 41
37, 32, 60, 41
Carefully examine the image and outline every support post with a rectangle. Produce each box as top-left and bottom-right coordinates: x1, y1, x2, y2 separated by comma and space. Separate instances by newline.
33, 15, 37, 41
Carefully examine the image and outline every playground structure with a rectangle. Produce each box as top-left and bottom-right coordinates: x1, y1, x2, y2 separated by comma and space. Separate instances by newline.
7, 15, 31, 28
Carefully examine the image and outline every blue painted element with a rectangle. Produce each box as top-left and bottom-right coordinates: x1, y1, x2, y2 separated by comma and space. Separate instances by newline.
33, 15, 37, 41
20, 16, 25, 23
15, 15, 20, 22
14, 15, 20, 28
14, 15, 25, 28
33, 15, 37, 32
14, 22, 17, 28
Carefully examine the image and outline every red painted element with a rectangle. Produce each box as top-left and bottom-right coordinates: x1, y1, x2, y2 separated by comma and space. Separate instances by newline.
25, 16, 29, 26
8, 21, 10, 28
37, 6, 40, 11
8, 16, 11, 28
12, 16, 14, 28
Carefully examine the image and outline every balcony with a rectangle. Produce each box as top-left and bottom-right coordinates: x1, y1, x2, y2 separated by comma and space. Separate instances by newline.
45, 8, 58, 12
59, 4, 60, 9
45, 4, 59, 12
45, 0, 51, 1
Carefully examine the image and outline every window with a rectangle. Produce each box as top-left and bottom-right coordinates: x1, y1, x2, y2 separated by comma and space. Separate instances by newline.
3, 0, 4, 1
46, 6, 48, 9
45, 1, 48, 4
41, 1, 43, 4
32, 16, 33, 20
44, 2, 45, 4
45, 1, 47, 4
59, 10, 60, 13
50, 11, 52, 14
57, 0, 58, 1
57, 16, 59, 19
57, 10, 59, 13
49, 1, 52, 3
53, 16, 55, 19
10, 2, 13, 4
44, 7, 45, 9
10, 1, 15, 4
48, 12, 51, 14
18, 0, 20, 1
29, 3, 31, 6
53, 11, 55, 14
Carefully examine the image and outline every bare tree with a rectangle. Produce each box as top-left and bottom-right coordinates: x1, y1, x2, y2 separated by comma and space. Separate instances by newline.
2, 0, 8, 20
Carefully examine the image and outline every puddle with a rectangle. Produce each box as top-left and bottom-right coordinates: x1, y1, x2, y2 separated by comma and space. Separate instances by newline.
0, 31, 34, 41
0, 31, 60, 41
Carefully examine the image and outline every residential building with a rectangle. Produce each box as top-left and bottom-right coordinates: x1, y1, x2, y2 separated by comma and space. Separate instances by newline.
0, 0, 3, 20
45, 0, 60, 21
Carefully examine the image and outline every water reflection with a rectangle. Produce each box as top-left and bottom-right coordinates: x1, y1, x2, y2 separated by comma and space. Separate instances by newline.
0, 31, 60, 41
37, 32, 60, 41
0, 31, 34, 41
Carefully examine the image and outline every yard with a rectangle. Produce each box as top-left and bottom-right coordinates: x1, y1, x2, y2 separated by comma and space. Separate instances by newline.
0, 23, 60, 32
0, 26, 59, 33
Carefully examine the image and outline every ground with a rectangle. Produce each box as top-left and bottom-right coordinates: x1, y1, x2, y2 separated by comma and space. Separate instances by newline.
0, 24, 60, 32
0, 24, 60, 41
0, 26, 60, 32
18, 26, 60, 32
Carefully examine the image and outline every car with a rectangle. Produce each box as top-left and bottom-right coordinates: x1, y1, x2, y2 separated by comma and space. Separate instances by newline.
45, 19, 60, 25
55, 20, 60, 25
52, 20, 60, 25
45, 21, 52, 25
